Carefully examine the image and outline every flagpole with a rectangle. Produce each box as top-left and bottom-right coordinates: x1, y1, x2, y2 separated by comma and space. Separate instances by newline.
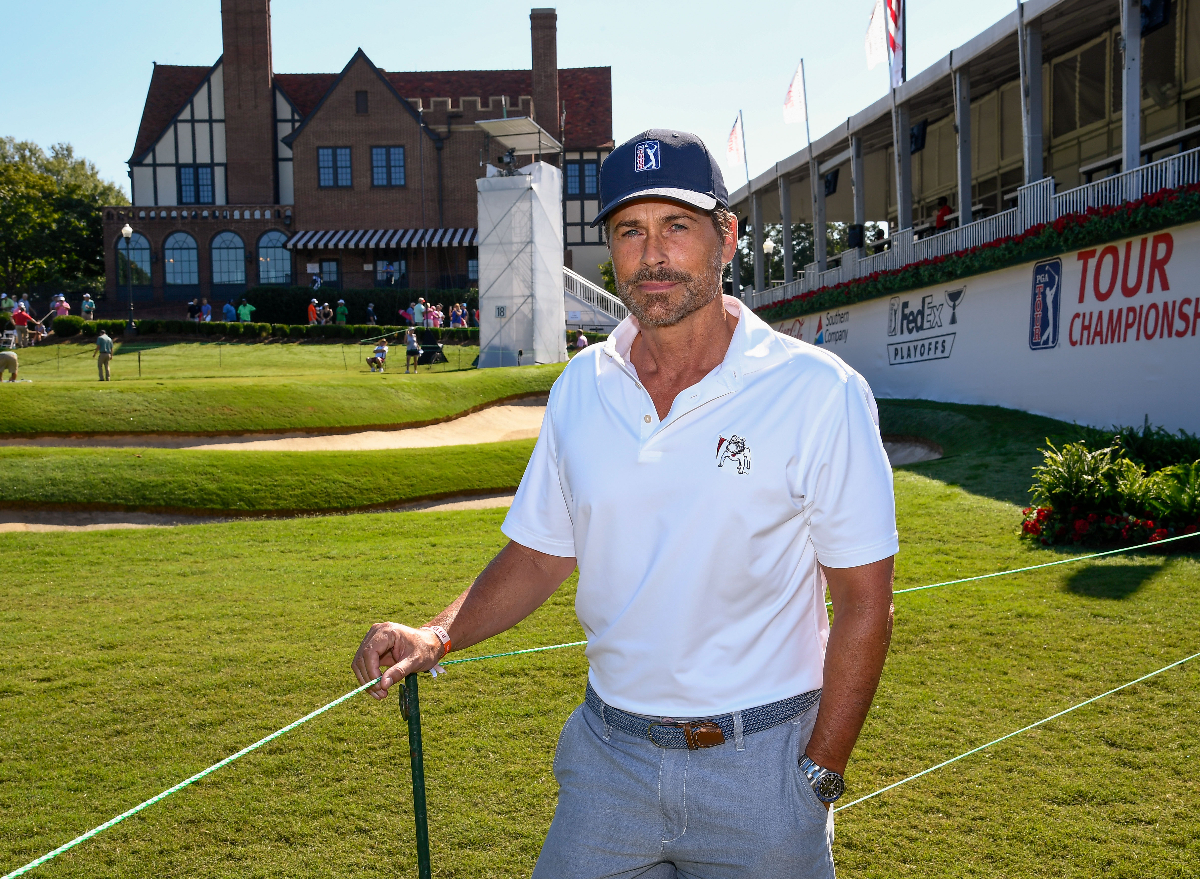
738, 109, 751, 189
800, 60, 813, 151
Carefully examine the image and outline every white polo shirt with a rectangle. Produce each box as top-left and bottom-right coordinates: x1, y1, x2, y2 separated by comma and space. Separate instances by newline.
502, 296, 898, 717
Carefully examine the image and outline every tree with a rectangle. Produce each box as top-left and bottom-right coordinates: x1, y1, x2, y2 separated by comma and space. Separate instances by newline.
0, 138, 128, 297
736, 220, 886, 291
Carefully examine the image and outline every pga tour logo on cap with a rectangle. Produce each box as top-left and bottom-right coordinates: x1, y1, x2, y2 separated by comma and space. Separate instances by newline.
634, 140, 661, 172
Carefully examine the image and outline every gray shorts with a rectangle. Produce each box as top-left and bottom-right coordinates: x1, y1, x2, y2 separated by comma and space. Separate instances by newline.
534, 691, 835, 879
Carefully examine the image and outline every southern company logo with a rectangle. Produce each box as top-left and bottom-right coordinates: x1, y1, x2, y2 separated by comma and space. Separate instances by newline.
634, 140, 661, 172
1029, 258, 1062, 350
886, 290, 963, 365
814, 316, 824, 344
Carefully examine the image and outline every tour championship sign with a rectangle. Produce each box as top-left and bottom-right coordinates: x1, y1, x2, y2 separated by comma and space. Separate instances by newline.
772, 222, 1200, 433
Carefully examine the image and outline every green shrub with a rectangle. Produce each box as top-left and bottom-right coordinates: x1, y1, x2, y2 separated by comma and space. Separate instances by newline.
1078, 420, 1200, 471
1023, 440, 1200, 546
289, 325, 306, 339
223, 322, 243, 338
140, 319, 162, 334
51, 315, 84, 337
163, 319, 184, 335
252, 322, 272, 339
305, 324, 322, 340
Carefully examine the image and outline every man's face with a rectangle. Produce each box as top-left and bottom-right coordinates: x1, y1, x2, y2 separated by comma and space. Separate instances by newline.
607, 200, 734, 328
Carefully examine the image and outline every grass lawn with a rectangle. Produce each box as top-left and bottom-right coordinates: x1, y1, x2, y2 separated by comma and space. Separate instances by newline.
0, 441, 536, 514
0, 402, 1197, 877
0, 350, 560, 435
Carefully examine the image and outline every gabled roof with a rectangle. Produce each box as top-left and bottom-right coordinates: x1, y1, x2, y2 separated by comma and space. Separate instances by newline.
281, 49, 436, 149
130, 62, 215, 163
129, 56, 614, 166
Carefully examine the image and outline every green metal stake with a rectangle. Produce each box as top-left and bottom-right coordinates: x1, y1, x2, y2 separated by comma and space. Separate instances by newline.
403, 674, 432, 879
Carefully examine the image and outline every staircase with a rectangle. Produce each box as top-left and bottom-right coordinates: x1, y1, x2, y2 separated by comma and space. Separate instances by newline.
563, 267, 626, 328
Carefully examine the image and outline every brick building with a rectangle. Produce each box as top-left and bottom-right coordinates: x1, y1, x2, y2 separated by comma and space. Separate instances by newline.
102, 1, 613, 313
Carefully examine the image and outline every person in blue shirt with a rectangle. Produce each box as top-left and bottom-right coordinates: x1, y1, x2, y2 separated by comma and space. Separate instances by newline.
222, 301, 236, 322
367, 303, 377, 325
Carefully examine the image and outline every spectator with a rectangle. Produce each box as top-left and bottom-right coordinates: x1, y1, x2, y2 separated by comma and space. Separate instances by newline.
93, 329, 114, 381
0, 349, 17, 382
308, 298, 319, 325
222, 300, 237, 322
237, 299, 256, 322
367, 338, 388, 372
0, 294, 14, 320
311, 273, 323, 291
935, 196, 952, 230
320, 302, 333, 324
412, 298, 426, 328
404, 327, 421, 373
367, 303, 377, 325
27, 319, 47, 345
80, 294, 96, 322
17, 295, 29, 313
200, 298, 212, 322
575, 329, 589, 350
54, 295, 71, 320
335, 299, 349, 325
430, 304, 443, 328
401, 302, 415, 325
11, 307, 31, 347
187, 299, 201, 322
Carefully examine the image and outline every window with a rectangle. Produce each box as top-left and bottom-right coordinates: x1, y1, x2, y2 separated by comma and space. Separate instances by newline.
371, 146, 406, 187
211, 231, 246, 285
319, 147, 352, 188
116, 232, 152, 285
467, 258, 479, 281
583, 162, 598, 195
179, 165, 214, 204
1052, 37, 1109, 139
356, 90, 369, 114
375, 260, 405, 284
163, 232, 198, 285
566, 163, 580, 195
564, 161, 598, 197
258, 230, 291, 285
320, 258, 340, 286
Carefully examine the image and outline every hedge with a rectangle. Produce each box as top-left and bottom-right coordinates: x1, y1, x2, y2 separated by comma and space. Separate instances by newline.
58, 319, 481, 345
756, 182, 1200, 324
237, 286, 479, 325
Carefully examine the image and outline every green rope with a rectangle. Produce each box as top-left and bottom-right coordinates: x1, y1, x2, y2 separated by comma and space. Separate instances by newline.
1, 677, 381, 879
835, 649, 1200, 812
443, 640, 586, 665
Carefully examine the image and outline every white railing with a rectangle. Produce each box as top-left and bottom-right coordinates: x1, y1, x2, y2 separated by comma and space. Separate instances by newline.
563, 266, 628, 322
749, 145, 1200, 312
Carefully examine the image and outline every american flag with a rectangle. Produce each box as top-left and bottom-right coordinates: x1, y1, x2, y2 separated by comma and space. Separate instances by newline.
866, 0, 904, 88
783, 61, 807, 126
726, 113, 745, 173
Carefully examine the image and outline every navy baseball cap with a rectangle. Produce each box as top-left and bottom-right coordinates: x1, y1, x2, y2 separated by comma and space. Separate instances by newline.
591, 129, 728, 227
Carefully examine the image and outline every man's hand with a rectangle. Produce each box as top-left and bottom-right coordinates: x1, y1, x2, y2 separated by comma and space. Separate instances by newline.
352, 623, 444, 700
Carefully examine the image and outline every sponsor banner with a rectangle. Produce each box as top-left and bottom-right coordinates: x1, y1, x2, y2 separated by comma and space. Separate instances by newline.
770, 222, 1200, 433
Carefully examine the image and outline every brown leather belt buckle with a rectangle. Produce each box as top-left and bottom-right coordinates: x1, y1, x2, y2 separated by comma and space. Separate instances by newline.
649, 719, 726, 749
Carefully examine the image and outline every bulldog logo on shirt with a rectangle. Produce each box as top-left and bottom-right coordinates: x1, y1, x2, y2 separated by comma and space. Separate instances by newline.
715, 435, 751, 475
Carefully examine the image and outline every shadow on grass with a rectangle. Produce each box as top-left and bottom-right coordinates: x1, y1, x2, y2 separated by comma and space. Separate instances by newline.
1064, 563, 1162, 600
878, 398, 1084, 507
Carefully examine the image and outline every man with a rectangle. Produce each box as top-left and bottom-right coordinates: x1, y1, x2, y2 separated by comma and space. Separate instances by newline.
93, 329, 114, 381
237, 299, 256, 323
81, 293, 96, 322
412, 298, 426, 328
0, 349, 18, 382
367, 303, 377, 326
352, 131, 898, 878
11, 307, 31, 347
222, 301, 237, 323
308, 299, 319, 325
200, 298, 212, 322
187, 299, 201, 322
335, 299, 349, 325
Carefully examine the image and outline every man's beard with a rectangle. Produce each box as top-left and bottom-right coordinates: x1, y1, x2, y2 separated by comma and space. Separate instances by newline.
614, 248, 725, 328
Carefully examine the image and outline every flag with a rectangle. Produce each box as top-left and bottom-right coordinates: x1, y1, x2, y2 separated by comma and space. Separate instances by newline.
865, 0, 887, 70
887, 0, 904, 88
726, 113, 745, 172
783, 61, 807, 125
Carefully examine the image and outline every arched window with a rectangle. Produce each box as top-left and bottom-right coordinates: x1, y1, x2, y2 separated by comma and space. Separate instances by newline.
211, 231, 246, 285
257, 230, 291, 285
163, 232, 199, 285
115, 232, 152, 286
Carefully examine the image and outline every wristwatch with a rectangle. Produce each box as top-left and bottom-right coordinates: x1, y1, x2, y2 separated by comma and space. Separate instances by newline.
798, 755, 845, 804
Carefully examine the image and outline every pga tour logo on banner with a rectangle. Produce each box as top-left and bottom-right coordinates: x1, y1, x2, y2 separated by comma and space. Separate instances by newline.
1029, 258, 1062, 350
634, 140, 661, 172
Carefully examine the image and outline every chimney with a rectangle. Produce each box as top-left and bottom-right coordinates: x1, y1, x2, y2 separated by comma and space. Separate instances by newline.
221, 0, 276, 204
530, 8, 560, 148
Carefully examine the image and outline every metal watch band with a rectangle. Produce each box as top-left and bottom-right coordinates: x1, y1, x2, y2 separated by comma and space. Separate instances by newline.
799, 755, 845, 804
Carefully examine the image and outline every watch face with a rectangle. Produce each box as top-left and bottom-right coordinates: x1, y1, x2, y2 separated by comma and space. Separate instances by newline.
814, 771, 845, 803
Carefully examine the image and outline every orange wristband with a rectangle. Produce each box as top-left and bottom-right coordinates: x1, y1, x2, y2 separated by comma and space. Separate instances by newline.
424, 625, 451, 658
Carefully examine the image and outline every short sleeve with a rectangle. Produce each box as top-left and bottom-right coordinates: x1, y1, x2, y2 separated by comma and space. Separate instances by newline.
501, 397, 577, 557
803, 370, 898, 568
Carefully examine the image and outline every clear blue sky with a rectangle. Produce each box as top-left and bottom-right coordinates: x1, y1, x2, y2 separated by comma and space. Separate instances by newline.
0, 0, 1016, 198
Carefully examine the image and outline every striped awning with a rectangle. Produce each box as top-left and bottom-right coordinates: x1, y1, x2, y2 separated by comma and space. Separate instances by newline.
286, 228, 477, 250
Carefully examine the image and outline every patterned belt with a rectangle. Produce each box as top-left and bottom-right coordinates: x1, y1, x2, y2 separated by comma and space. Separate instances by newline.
584, 683, 820, 750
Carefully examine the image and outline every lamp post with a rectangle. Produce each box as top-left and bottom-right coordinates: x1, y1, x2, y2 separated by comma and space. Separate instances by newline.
762, 238, 776, 287
120, 224, 138, 336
